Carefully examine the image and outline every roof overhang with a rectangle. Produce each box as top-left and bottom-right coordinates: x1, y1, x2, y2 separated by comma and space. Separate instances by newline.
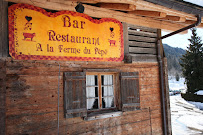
5, 0, 203, 33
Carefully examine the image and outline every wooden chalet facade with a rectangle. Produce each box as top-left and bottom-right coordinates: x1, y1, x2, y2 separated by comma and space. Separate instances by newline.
0, 0, 203, 135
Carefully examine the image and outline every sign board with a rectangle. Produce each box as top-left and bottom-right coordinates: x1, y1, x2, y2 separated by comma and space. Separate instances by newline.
8, 4, 124, 62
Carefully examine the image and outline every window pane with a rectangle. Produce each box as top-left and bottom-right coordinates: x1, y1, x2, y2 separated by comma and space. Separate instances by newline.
102, 97, 114, 108
102, 87, 104, 97
95, 87, 98, 97
101, 75, 104, 85
95, 75, 98, 85
86, 87, 98, 98
86, 75, 98, 86
86, 74, 114, 110
102, 86, 114, 97
87, 98, 99, 110
103, 75, 113, 85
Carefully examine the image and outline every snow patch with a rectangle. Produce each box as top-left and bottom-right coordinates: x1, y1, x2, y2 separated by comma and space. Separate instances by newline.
178, 115, 203, 131
168, 77, 186, 91
188, 101, 203, 110
170, 93, 203, 134
195, 90, 203, 95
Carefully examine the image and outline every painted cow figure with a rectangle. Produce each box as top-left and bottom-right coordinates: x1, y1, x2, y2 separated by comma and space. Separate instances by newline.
23, 33, 36, 41
108, 39, 116, 46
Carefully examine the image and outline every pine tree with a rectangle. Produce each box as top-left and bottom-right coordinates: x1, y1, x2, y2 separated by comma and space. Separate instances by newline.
175, 73, 180, 81
180, 28, 203, 94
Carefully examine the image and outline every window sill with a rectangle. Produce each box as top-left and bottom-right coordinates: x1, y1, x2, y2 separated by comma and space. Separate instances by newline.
84, 111, 122, 121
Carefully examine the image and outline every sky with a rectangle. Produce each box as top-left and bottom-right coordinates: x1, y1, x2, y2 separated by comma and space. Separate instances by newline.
184, 0, 203, 7
162, 0, 203, 50
162, 28, 203, 50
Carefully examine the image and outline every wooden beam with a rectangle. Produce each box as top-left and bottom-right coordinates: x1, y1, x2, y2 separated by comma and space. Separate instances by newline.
98, 3, 136, 11
128, 10, 166, 18
160, 15, 186, 22
49, 0, 138, 5
6, 0, 187, 33
22, 0, 203, 23
135, 0, 202, 22
184, 20, 203, 28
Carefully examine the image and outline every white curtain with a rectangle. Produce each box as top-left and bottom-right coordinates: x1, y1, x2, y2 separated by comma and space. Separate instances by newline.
86, 75, 98, 109
103, 75, 114, 108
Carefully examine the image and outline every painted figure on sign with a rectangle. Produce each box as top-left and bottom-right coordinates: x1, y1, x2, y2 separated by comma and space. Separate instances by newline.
108, 27, 116, 46
108, 39, 116, 46
24, 16, 33, 30
23, 16, 36, 41
23, 33, 36, 41
110, 27, 115, 38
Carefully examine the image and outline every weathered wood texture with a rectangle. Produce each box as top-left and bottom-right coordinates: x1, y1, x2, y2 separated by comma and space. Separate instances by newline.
0, 59, 6, 135
64, 72, 87, 118
6, 0, 188, 32
163, 58, 172, 135
121, 72, 140, 111
125, 24, 158, 63
0, 1, 8, 57
157, 29, 171, 135
4, 58, 163, 135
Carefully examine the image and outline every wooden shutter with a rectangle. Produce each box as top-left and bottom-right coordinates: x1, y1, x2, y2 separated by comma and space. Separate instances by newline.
123, 23, 158, 63
64, 72, 87, 118
120, 72, 140, 111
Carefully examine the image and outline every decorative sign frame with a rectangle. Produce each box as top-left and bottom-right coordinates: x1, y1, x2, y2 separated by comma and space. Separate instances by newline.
8, 4, 124, 62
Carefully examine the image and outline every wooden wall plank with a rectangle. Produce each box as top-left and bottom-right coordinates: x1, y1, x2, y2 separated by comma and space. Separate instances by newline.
129, 47, 157, 55
131, 54, 157, 63
63, 109, 150, 135
128, 29, 157, 38
0, 0, 2, 57
128, 35, 156, 43
128, 41, 156, 48
127, 24, 158, 63
4, 58, 162, 134
0, 59, 6, 135
128, 24, 157, 33
0, 1, 8, 57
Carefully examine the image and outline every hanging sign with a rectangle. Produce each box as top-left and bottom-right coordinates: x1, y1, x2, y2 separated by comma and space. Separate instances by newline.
8, 4, 124, 61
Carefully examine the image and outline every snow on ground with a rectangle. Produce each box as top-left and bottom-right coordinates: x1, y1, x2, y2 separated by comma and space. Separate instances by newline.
169, 77, 203, 135
170, 95, 203, 135
168, 77, 187, 91
195, 90, 203, 95
188, 101, 203, 110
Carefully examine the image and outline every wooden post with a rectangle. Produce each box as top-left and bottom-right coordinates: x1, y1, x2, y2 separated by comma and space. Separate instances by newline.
0, 1, 8, 57
157, 29, 172, 135
122, 22, 131, 63
0, 1, 8, 134
0, 59, 6, 135
163, 57, 172, 135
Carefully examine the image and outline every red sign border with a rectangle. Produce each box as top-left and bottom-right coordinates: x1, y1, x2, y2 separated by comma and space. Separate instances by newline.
8, 4, 124, 62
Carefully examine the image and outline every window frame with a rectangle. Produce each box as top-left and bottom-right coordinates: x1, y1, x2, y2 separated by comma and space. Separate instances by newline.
63, 70, 140, 119
86, 72, 120, 114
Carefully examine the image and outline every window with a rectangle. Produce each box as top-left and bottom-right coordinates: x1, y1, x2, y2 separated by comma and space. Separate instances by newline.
63, 71, 140, 119
86, 73, 115, 111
